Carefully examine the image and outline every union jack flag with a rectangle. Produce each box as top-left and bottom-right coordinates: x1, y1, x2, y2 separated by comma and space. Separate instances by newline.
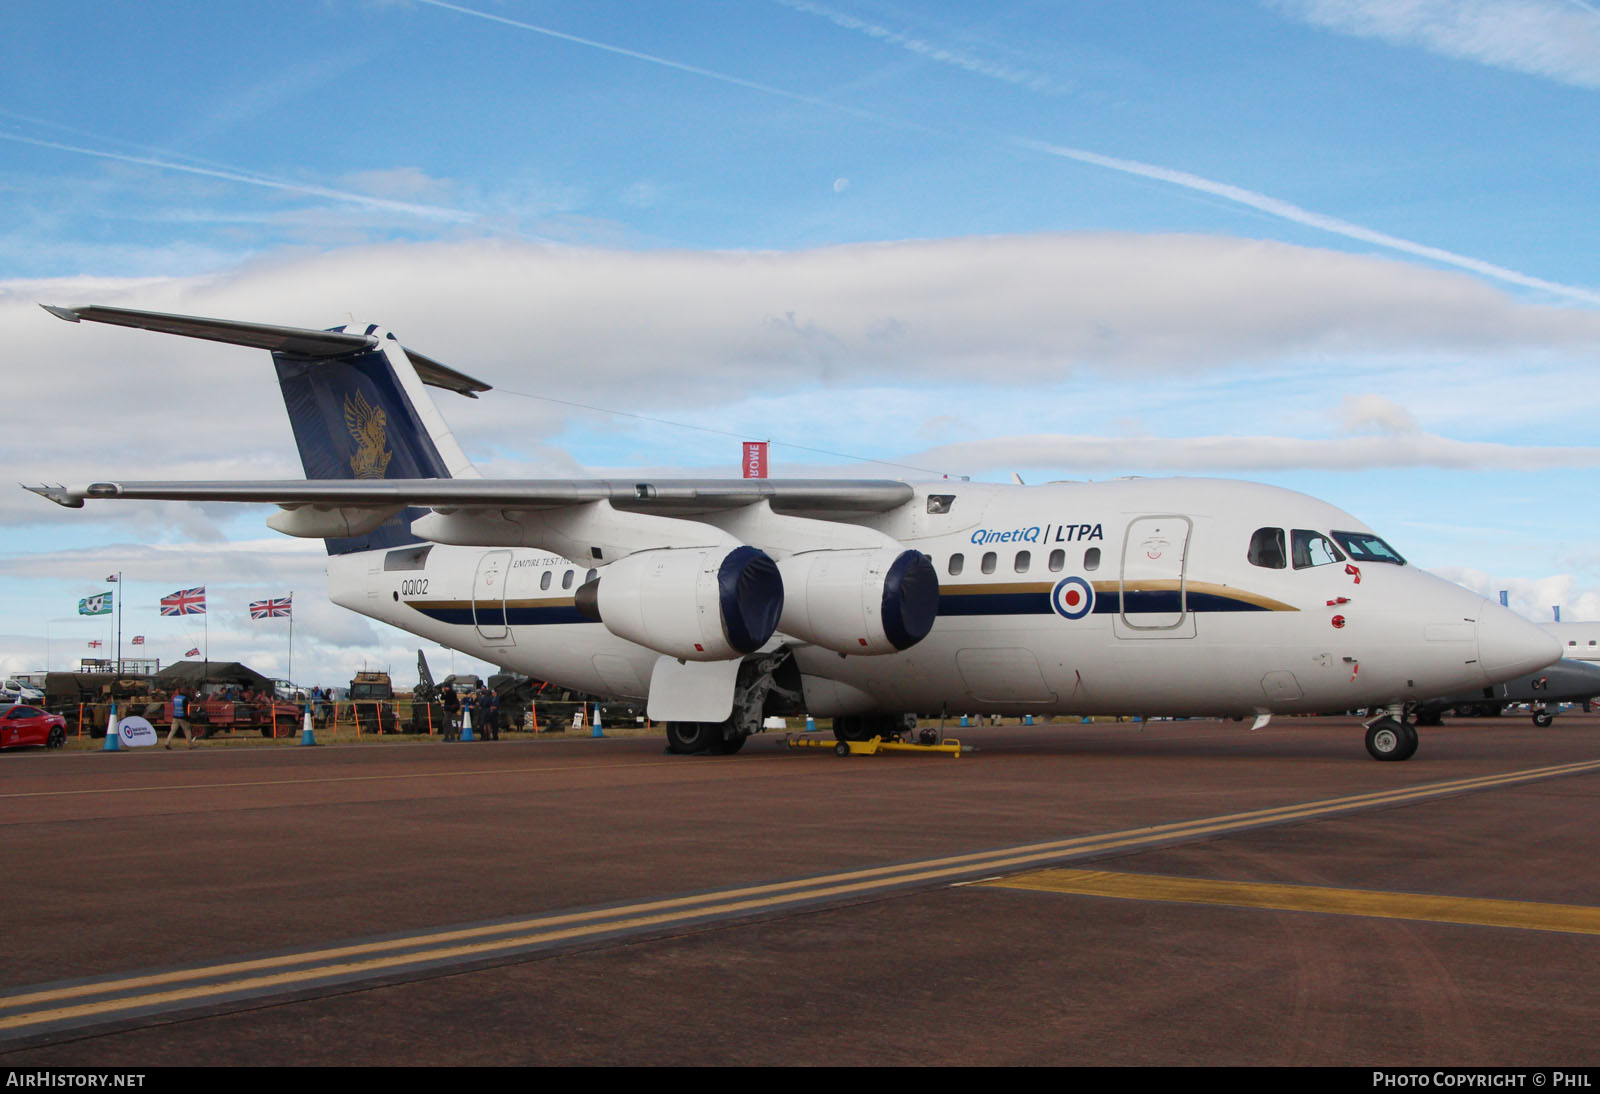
249, 596, 292, 619
186, 647, 200, 657
160, 587, 206, 616
131, 635, 145, 645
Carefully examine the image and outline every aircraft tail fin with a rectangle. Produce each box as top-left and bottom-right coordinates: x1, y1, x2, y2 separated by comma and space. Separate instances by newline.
41, 304, 490, 555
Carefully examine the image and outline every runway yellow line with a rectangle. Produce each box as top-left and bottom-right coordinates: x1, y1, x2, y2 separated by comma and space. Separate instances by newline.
985, 869, 1600, 936
5, 755, 1599, 1036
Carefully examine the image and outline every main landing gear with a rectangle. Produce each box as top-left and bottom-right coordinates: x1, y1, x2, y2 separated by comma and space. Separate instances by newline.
1363, 709, 1419, 762
663, 650, 802, 756
664, 720, 746, 755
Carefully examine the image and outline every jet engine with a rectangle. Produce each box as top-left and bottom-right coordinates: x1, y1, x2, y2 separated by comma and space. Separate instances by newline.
777, 548, 939, 655
574, 545, 783, 662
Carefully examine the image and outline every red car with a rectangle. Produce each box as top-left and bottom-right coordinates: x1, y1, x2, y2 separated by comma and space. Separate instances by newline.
1, 704, 67, 750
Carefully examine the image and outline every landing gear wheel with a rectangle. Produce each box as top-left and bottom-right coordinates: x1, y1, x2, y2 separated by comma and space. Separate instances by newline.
47, 726, 64, 749
832, 716, 872, 743
1365, 717, 1418, 762
718, 732, 747, 755
1532, 710, 1554, 728
665, 721, 721, 755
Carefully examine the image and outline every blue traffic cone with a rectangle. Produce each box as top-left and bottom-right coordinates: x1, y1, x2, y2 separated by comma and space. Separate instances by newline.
805, 714, 816, 733
102, 702, 120, 751
299, 703, 317, 746
1023, 714, 1034, 726
591, 703, 605, 738
460, 707, 475, 742
959, 714, 969, 727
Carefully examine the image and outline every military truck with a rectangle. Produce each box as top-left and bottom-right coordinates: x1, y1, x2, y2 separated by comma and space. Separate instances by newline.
348, 670, 398, 734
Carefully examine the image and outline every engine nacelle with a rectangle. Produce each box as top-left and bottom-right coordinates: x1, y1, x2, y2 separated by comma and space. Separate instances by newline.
777, 548, 939, 655
575, 545, 783, 662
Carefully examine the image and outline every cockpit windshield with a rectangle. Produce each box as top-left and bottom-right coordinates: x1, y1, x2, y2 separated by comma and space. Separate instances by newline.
1291, 529, 1345, 569
1331, 530, 1406, 565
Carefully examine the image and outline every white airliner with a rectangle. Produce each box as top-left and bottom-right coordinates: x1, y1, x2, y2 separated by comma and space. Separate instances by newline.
28, 305, 1559, 762
1544, 623, 1600, 665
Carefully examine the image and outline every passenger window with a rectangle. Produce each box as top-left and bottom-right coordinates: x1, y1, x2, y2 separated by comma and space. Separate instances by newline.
562, 569, 574, 590
926, 494, 955, 514
1015, 551, 1030, 574
539, 571, 552, 591
981, 552, 997, 575
585, 569, 597, 584
1248, 528, 1286, 569
948, 553, 964, 576
1049, 549, 1065, 572
1291, 530, 1345, 569
1084, 547, 1100, 572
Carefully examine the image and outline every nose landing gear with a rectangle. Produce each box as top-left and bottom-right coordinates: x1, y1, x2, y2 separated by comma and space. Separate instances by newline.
1363, 711, 1419, 762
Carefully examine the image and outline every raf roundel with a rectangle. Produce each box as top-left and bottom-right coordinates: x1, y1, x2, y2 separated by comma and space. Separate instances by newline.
1051, 576, 1095, 620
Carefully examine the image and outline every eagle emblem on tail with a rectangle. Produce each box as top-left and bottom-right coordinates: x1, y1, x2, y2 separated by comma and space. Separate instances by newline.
344, 390, 392, 479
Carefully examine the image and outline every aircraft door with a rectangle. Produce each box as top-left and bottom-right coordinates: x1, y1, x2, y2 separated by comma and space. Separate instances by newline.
472, 550, 514, 645
1115, 515, 1196, 638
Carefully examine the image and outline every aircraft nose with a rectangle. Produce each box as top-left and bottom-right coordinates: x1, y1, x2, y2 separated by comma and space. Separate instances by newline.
1477, 604, 1560, 681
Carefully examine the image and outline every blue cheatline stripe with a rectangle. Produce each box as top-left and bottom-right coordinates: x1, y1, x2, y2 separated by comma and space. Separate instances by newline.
939, 587, 1280, 618
411, 585, 1287, 629
410, 603, 591, 626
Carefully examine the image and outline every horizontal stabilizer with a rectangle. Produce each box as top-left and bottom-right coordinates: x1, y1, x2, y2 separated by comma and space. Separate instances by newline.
41, 304, 490, 397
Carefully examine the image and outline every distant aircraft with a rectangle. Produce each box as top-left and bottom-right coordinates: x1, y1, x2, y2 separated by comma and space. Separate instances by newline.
28, 304, 1559, 761
1413, 658, 1600, 727
1544, 623, 1600, 665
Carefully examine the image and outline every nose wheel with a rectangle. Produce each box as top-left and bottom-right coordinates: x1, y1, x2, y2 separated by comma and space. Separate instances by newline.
1364, 716, 1419, 761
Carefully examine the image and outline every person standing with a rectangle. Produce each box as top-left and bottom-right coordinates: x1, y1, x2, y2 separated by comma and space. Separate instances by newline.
164, 686, 197, 749
440, 683, 460, 741
476, 687, 500, 741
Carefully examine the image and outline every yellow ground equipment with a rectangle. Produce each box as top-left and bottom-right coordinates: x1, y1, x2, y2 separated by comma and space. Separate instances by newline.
783, 732, 963, 757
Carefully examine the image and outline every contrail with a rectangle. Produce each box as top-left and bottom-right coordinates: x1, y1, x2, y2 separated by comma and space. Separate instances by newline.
772, 0, 1069, 94
410, 0, 939, 135
1018, 139, 1600, 306
0, 132, 477, 224
417, 0, 1600, 307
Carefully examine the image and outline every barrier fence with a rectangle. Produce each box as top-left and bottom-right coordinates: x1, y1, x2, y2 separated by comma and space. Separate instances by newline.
54, 697, 637, 740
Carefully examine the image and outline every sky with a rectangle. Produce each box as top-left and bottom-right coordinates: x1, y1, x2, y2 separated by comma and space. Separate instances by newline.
1, 0, 1597, 687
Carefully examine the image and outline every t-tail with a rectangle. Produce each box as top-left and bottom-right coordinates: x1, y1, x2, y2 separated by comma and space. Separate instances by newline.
40, 304, 489, 554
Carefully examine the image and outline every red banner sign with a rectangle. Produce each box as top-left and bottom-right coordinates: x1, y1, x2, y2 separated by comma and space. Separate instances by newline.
742, 441, 768, 479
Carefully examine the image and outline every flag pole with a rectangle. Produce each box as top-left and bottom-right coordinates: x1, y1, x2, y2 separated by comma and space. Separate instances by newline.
288, 592, 294, 687
112, 572, 122, 674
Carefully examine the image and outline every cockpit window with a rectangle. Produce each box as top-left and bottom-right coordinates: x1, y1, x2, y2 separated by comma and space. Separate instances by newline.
1291, 530, 1345, 569
1331, 530, 1406, 565
1248, 527, 1286, 569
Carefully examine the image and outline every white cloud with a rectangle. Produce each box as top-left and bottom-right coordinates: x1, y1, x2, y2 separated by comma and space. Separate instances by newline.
1436, 567, 1600, 623
904, 432, 1600, 474
1339, 394, 1421, 435
6, 232, 1599, 517
1269, 0, 1600, 90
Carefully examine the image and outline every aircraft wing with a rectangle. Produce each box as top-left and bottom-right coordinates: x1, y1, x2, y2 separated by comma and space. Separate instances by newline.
24, 477, 921, 562
25, 478, 913, 515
